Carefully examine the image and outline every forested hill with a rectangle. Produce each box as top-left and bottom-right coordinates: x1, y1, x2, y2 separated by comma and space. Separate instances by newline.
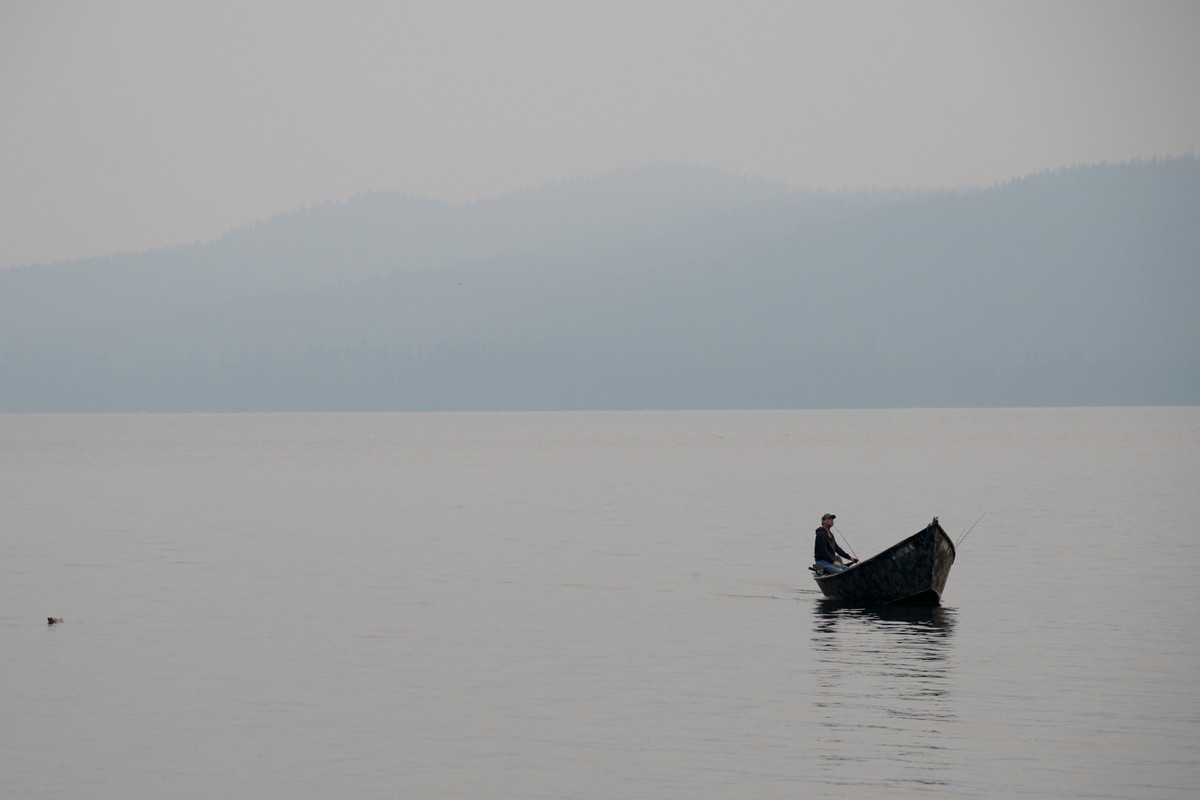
2, 158, 1197, 411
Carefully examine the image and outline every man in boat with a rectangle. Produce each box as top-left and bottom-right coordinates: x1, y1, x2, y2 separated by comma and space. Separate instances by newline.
814, 513, 858, 573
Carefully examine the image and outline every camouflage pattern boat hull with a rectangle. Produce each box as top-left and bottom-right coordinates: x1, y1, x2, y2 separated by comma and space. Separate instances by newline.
812, 518, 956, 605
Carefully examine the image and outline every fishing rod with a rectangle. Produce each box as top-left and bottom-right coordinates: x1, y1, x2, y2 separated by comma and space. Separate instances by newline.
831, 525, 858, 561
956, 512, 987, 548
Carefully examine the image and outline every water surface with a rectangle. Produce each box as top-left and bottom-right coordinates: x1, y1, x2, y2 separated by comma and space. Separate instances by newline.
2, 409, 1197, 798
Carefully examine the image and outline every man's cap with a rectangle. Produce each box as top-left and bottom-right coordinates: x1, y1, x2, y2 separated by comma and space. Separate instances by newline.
822, 513, 836, 521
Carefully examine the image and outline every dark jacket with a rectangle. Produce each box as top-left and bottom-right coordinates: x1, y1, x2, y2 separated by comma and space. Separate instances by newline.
814, 526, 852, 563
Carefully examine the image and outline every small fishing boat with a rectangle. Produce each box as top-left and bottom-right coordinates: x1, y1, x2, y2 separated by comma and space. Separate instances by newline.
810, 517, 956, 605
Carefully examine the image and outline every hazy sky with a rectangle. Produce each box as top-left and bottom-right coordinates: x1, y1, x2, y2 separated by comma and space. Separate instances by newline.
2, 0, 1197, 268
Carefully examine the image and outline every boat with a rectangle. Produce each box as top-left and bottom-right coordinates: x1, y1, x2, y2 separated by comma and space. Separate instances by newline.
810, 517, 956, 605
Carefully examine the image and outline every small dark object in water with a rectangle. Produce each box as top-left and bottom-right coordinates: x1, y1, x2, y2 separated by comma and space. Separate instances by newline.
47, 617, 63, 624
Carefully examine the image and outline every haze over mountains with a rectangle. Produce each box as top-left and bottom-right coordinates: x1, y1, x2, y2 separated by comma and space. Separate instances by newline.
2, 158, 1197, 412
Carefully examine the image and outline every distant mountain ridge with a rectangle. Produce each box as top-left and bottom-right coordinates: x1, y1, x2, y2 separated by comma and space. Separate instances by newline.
2, 158, 1197, 411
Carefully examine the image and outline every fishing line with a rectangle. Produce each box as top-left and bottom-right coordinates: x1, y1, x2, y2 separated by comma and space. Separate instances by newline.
956, 512, 987, 548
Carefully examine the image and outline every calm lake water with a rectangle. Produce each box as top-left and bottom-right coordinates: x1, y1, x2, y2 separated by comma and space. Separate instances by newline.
2, 408, 1198, 799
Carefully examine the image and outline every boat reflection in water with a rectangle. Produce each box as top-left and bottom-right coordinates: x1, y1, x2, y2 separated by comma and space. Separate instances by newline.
809, 599, 957, 791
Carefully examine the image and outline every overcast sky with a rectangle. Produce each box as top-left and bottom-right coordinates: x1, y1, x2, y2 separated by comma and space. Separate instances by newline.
2, 0, 1197, 269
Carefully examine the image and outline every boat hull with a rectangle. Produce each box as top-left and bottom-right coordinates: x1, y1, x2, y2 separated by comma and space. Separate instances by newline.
812, 518, 956, 605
